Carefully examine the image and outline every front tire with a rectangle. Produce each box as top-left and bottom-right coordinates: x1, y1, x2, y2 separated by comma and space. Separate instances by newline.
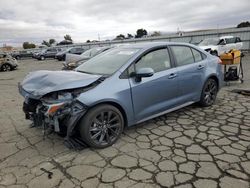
199, 78, 218, 107
79, 104, 124, 148
1, 64, 12, 72
210, 50, 218, 56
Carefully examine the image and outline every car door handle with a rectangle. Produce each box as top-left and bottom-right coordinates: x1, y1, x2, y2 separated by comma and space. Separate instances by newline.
197, 65, 205, 70
168, 73, 177, 79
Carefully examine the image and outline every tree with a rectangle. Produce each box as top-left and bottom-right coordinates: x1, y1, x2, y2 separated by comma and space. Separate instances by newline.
237, 21, 250, 28
135, 28, 148, 38
114, 34, 125, 40
42, 39, 56, 47
64, 34, 73, 41
86, 40, 91, 43
42, 40, 50, 47
49, 39, 56, 45
127, 33, 134, 39
151, 31, 161, 37
23, 42, 36, 49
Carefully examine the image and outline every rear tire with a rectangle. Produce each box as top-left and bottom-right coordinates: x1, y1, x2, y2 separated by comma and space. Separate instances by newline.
199, 78, 218, 107
79, 104, 124, 148
40, 56, 45, 61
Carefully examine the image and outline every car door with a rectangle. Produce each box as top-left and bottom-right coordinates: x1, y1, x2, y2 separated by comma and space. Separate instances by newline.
128, 48, 181, 122
45, 49, 52, 57
235, 37, 243, 50
170, 45, 206, 103
217, 39, 228, 54
225, 38, 236, 51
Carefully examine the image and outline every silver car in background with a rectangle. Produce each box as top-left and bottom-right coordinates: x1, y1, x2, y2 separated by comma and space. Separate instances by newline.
63, 46, 111, 70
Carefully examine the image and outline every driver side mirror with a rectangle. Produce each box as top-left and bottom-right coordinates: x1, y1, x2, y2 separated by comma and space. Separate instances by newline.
134, 67, 154, 82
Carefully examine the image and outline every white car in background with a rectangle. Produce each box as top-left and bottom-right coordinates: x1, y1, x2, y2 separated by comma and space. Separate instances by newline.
198, 36, 243, 56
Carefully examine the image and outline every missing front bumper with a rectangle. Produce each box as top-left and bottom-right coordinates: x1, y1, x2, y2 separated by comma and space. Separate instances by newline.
22, 99, 88, 149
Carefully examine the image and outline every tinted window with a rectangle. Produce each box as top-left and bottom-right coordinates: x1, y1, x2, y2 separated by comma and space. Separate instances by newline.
76, 48, 83, 51
191, 48, 203, 62
171, 46, 194, 66
225, 38, 235, 44
69, 48, 77, 53
198, 38, 219, 46
218, 39, 226, 45
236, 37, 241, 43
135, 49, 171, 73
48, 49, 56, 52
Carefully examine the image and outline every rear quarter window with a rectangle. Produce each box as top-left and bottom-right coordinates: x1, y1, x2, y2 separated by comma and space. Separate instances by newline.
171, 46, 195, 66
191, 48, 203, 62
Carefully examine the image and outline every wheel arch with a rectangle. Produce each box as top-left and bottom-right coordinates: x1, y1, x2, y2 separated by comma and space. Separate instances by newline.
207, 74, 219, 89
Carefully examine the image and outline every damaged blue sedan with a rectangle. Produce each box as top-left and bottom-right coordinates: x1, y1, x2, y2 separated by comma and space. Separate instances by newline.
19, 42, 223, 148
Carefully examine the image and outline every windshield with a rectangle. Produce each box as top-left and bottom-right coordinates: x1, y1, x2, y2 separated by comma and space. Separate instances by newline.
81, 47, 105, 57
198, 38, 220, 46
61, 48, 72, 53
76, 48, 140, 75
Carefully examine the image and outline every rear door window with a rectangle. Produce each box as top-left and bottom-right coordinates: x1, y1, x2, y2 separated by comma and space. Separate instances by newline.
171, 46, 195, 66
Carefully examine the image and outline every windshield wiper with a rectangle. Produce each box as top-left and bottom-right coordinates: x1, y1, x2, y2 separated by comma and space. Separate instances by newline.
77, 70, 94, 74
77, 70, 104, 75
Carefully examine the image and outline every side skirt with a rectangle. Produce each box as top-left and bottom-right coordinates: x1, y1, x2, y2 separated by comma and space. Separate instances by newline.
136, 101, 194, 124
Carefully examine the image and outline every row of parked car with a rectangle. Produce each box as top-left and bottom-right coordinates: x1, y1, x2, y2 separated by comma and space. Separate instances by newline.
1, 35, 243, 72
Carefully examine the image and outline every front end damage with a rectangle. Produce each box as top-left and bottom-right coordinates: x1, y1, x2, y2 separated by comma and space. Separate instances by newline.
18, 70, 105, 149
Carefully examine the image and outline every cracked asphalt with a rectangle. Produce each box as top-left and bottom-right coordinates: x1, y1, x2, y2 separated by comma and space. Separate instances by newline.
0, 54, 250, 188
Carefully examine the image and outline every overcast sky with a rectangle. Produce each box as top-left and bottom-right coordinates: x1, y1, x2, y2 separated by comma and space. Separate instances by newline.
0, 0, 249, 46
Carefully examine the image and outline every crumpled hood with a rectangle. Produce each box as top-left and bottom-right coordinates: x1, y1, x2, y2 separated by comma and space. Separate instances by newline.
20, 70, 102, 97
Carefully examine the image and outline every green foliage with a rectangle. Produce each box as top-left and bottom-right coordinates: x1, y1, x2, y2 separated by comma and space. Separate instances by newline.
42, 40, 50, 47
23, 42, 36, 49
127, 33, 134, 39
237, 21, 250, 28
42, 39, 56, 47
49, 39, 56, 45
135, 28, 148, 38
114, 34, 125, 40
64, 34, 73, 41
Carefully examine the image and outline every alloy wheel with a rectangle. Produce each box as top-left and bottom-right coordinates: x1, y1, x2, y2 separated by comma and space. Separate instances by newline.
89, 110, 122, 146
2, 64, 11, 72
203, 79, 217, 106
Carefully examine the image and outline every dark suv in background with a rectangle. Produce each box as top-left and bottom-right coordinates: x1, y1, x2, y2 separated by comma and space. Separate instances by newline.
55, 47, 85, 61
34, 48, 61, 60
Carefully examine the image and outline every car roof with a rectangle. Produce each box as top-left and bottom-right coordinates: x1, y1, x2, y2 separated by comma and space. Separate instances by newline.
116, 42, 195, 50
220, 36, 234, 39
